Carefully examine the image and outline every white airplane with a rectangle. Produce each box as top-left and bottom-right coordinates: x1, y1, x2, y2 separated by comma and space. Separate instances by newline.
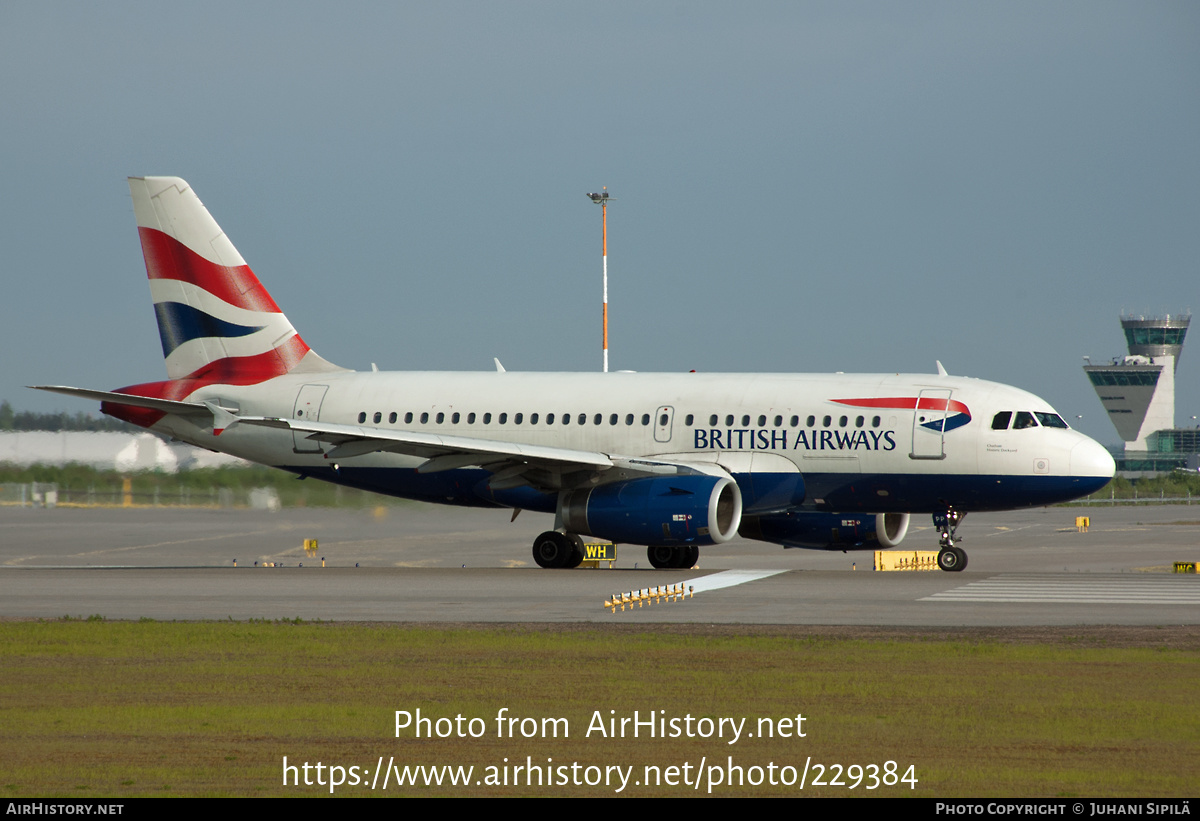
36, 177, 1115, 571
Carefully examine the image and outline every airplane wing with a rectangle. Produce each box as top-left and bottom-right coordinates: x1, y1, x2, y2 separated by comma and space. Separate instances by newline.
31, 386, 731, 493
236, 415, 611, 467
230, 416, 727, 492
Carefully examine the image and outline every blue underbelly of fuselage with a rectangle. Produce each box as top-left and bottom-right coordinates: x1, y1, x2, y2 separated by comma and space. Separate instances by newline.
282, 464, 1109, 516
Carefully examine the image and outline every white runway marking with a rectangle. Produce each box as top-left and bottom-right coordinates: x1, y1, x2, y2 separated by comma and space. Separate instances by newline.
923, 574, 1200, 604
687, 569, 788, 593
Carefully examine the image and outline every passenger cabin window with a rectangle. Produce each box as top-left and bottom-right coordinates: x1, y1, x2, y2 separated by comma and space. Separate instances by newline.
483, 413, 492, 424
405, 412, 413, 424
992, 411, 1012, 430
373, 412, 382, 424
709, 414, 718, 426
389, 412, 397, 424
1012, 411, 1037, 430
644, 414, 652, 425
358, 412, 366, 423
725, 415, 734, 426
436, 412, 444, 424
685, 414, 693, 426
420, 412, 429, 424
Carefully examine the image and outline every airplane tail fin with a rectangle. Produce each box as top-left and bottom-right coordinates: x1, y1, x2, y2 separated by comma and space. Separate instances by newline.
128, 176, 344, 382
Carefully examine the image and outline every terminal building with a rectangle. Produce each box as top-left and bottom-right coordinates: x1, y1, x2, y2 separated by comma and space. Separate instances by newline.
1083, 314, 1196, 475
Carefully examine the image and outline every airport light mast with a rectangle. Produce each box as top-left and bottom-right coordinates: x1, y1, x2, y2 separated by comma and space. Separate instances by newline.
587, 189, 613, 372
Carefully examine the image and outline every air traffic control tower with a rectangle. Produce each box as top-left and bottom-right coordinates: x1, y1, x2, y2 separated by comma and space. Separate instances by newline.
1084, 314, 1196, 472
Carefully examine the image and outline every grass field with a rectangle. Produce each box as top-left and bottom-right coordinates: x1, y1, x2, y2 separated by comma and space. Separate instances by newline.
1, 621, 1196, 797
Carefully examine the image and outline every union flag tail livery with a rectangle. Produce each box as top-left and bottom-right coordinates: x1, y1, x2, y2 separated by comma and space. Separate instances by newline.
85, 178, 343, 428
129, 176, 341, 382
35, 177, 1115, 572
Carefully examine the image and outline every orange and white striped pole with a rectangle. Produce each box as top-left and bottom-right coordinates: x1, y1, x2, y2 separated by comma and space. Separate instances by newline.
587, 188, 614, 372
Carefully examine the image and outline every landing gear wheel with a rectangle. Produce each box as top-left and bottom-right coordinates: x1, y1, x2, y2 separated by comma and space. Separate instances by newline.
533, 531, 573, 569
937, 547, 967, 572
647, 545, 677, 569
647, 545, 699, 569
566, 534, 585, 569
680, 545, 699, 569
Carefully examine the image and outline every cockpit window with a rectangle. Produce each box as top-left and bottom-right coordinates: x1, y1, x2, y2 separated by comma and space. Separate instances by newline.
1035, 412, 1069, 429
1012, 411, 1038, 430
991, 411, 1012, 430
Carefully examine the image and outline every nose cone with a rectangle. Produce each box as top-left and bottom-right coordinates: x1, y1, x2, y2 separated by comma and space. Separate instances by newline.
1071, 436, 1116, 490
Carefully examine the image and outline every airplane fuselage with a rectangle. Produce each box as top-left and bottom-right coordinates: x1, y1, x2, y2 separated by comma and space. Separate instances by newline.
41, 176, 1116, 570
134, 369, 1113, 517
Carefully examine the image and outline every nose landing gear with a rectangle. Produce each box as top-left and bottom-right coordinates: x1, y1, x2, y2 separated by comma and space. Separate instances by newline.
933, 509, 968, 571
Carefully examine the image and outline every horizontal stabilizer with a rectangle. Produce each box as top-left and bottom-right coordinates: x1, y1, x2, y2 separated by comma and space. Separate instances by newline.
30, 385, 210, 415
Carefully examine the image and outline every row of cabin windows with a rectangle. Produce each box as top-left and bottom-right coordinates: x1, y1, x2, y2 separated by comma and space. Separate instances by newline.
704, 413, 881, 429
356, 411, 658, 427
354, 410, 882, 429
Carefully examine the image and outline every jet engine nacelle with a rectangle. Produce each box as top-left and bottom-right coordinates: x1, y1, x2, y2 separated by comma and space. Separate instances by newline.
739, 511, 910, 551
561, 475, 743, 546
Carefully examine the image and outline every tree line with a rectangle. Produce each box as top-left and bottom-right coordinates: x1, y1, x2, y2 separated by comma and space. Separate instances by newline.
0, 401, 141, 433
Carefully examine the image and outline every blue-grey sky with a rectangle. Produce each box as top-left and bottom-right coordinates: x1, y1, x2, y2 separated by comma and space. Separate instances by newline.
2, 1, 1197, 446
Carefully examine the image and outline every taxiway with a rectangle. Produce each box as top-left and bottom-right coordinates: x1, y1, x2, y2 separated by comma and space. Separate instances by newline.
1, 503, 1196, 625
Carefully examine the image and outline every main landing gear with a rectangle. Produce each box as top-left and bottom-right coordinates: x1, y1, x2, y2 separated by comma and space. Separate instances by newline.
933, 509, 968, 571
532, 531, 585, 569
647, 545, 699, 570
531, 533, 701, 570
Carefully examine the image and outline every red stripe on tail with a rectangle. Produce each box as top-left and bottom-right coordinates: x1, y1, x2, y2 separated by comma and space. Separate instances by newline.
138, 227, 284, 313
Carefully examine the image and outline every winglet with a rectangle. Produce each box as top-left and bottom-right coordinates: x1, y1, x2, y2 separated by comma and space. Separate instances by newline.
494, 358, 506, 373
936, 360, 948, 376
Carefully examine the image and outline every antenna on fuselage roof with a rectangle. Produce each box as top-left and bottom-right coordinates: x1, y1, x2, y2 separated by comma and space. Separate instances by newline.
936, 361, 948, 376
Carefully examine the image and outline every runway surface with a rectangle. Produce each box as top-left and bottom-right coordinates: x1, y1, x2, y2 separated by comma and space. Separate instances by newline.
1, 502, 1197, 625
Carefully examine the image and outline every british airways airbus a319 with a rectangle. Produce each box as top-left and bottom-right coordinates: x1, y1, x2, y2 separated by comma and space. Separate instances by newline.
36, 177, 1115, 571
